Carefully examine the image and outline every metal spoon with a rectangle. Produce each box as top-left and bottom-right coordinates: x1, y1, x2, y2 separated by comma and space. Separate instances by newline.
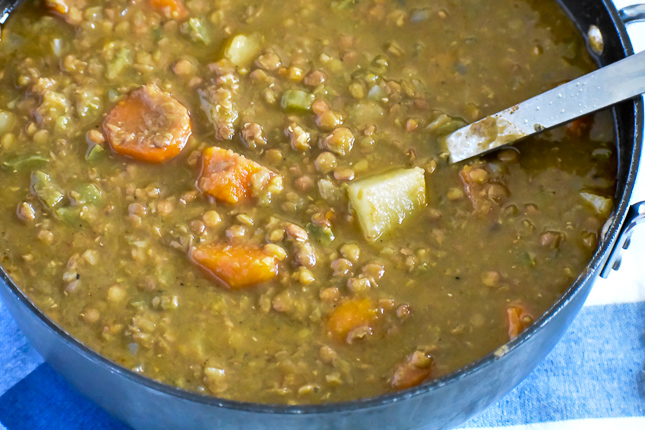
0, 0, 23, 37
446, 50, 645, 163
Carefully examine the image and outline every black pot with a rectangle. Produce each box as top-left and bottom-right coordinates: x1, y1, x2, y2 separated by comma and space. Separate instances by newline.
1, 1, 644, 429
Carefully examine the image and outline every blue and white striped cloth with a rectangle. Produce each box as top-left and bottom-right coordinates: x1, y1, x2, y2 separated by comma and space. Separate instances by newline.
1, 5, 644, 430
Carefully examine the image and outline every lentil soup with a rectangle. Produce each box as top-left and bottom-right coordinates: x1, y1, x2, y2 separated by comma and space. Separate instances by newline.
0, 0, 617, 404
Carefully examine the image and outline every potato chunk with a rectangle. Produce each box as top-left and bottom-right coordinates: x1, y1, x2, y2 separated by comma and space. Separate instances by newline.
191, 243, 278, 289
222, 34, 261, 67
347, 167, 427, 242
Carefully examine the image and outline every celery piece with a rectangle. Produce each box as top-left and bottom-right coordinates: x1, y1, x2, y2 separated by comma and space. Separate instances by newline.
519, 251, 537, 267
427, 114, 467, 136
70, 183, 104, 206
222, 34, 261, 67
332, 0, 356, 11
55, 206, 86, 227
307, 223, 335, 245
580, 191, 613, 217
106, 48, 133, 80
2, 155, 49, 170
85, 144, 106, 161
31, 171, 65, 210
185, 18, 212, 45
348, 168, 427, 242
281, 90, 315, 112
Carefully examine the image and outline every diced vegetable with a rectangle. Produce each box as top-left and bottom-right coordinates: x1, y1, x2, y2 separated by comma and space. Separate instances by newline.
327, 298, 377, 342
580, 191, 613, 218
103, 84, 192, 163
55, 206, 86, 227
281, 90, 315, 112
31, 171, 65, 210
2, 155, 49, 170
427, 114, 466, 136
70, 183, 103, 206
198, 147, 278, 204
106, 47, 133, 80
332, 0, 356, 11
307, 223, 335, 245
566, 115, 593, 139
85, 144, 106, 161
190, 243, 278, 289
507, 305, 533, 340
149, 0, 188, 20
347, 167, 427, 242
45, 0, 85, 25
391, 351, 433, 390
222, 33, 261, 67
184, 18, 211, 44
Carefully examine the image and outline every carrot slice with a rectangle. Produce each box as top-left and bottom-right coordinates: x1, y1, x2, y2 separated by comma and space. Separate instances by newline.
327, 298, 377, 342
45, 0, 86, 25
566, 115, 594, 139
198, 147, 277, 204
507, 305, 533, 340
391, 352, 433, 390
191, 243, 278, 289
149, 0, 189, 20
103, 84, 191, 164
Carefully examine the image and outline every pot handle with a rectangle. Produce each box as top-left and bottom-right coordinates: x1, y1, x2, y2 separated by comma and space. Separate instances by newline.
601, 201, 645, 278
619, 4, 645, 24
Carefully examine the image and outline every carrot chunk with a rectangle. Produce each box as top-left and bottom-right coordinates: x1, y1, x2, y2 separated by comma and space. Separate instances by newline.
191, 243, 278, 289
327, 298, 377, 342
45, 0, 86, 25
391, 351, 433, 390
149, 0, 188, 20
198, 147, 277, 204
507, 305, 533, 340
103, 84, 191, 164
566, 115, 594, 139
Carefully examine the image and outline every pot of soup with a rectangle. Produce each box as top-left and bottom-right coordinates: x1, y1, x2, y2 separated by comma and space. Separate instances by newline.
0, 0, 643, 428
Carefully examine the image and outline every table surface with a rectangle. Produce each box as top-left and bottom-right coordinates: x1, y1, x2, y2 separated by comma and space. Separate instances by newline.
1, 2, 644, 429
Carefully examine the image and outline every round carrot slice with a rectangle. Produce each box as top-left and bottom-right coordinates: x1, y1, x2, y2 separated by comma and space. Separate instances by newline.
103, 84, 191, 163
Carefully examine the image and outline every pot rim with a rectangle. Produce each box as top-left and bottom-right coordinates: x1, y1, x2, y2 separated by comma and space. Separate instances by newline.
0, 0, 642, 417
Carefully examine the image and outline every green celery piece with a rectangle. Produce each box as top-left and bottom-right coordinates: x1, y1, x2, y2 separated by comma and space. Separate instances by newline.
2, 155, 49, 169
281, 90, 315, 112
306, 223, 335, 245
70, 183, 104, 206
185, 18, 211, 44
55, 206, 87, 227
85, 144, 106, 161
31, 170, 64, 210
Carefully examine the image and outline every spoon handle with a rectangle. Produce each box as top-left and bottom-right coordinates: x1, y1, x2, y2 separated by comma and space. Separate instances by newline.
0, 0, 23, 25
447, 50, 645, 163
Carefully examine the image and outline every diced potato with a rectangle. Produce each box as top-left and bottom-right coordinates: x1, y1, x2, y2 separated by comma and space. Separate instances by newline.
222, 34, 261, 67
580, 191, 613, 218
347, 167, 427, 242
